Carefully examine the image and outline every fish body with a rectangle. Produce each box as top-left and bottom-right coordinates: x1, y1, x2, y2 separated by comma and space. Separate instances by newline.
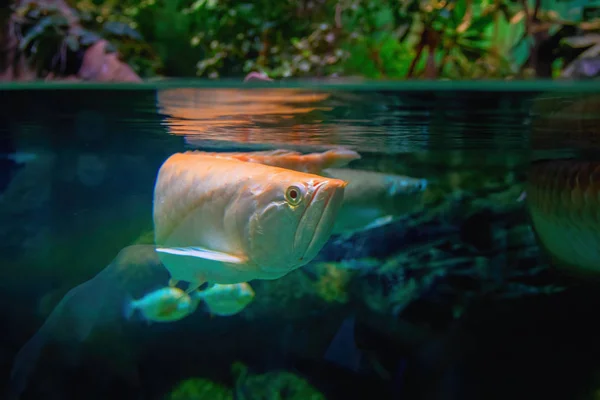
123, 286, 197, 323
193, 282, 255, 316
184, 149, 428, 235
526, 159, 600, 276
9, 245, 166, 400
193, 148, 360, 174
153, 152, 347, 291
322, 168, 428, 234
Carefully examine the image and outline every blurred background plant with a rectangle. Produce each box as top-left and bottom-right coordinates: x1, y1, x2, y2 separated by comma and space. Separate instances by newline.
5, 0, 600, 80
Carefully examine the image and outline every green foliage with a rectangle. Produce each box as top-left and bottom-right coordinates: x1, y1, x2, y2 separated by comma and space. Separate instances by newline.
12, 0, 155, 77
9, 0, 600, 80
14, 2, 98, 76
72, 0, 163, 77
110, 0, 531, 79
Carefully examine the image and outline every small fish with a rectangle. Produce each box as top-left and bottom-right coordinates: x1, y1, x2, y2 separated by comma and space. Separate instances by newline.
123, 286, 197, 323
525, 159, 600, 276
153, 152, 348, 293
192, 282, 255, 316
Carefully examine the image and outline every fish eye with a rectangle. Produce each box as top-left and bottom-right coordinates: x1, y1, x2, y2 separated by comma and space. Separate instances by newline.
285, 185, 303, 206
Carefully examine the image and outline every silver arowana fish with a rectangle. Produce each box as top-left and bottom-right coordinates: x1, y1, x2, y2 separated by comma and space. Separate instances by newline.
153, 152, 348, 293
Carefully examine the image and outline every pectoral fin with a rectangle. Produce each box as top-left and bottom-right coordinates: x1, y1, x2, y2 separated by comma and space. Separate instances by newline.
155, 246, 245, 264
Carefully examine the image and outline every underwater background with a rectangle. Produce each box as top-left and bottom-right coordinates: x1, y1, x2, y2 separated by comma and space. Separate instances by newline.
2, 82, 600, 400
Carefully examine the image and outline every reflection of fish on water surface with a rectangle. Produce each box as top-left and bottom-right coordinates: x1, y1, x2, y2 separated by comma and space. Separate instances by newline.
190, 148, 429, 235
525, 159, 600, 277
8, 245, 167, 400
153, 152, 348, 293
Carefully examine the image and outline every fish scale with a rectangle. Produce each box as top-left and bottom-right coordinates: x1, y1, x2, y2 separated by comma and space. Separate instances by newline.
527, 159, 600, 275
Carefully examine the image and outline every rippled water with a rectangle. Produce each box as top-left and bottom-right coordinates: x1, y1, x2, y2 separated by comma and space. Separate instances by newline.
2, 81, 600, 400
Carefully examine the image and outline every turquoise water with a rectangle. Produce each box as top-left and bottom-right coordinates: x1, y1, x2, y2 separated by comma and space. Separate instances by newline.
2, 81, 600, 400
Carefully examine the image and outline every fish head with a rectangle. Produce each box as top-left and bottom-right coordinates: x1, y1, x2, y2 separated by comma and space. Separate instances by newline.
247, 171, 347, 273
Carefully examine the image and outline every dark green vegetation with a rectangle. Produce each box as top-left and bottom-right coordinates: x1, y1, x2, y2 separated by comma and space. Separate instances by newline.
5, 0, 600, 80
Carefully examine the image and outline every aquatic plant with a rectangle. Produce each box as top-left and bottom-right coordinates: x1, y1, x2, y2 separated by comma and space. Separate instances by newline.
312, 262, 352, 304
167, 378, 233, 400
4, 0, 600, 80
232, 362, 327, 400
7, 0, 151, 79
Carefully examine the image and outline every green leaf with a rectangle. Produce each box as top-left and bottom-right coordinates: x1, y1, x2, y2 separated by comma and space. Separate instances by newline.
19, 15, 65, 51
103, 21, 144, 41
561, 34, 600, 49
64, 35, 80, 52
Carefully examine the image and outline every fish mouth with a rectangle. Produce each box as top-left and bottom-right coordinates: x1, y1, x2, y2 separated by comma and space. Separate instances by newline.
293, 179, 346, 265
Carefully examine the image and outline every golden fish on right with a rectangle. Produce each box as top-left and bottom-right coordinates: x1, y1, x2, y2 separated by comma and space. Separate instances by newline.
526, 159, 600, 277
153, 152, 348, 293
